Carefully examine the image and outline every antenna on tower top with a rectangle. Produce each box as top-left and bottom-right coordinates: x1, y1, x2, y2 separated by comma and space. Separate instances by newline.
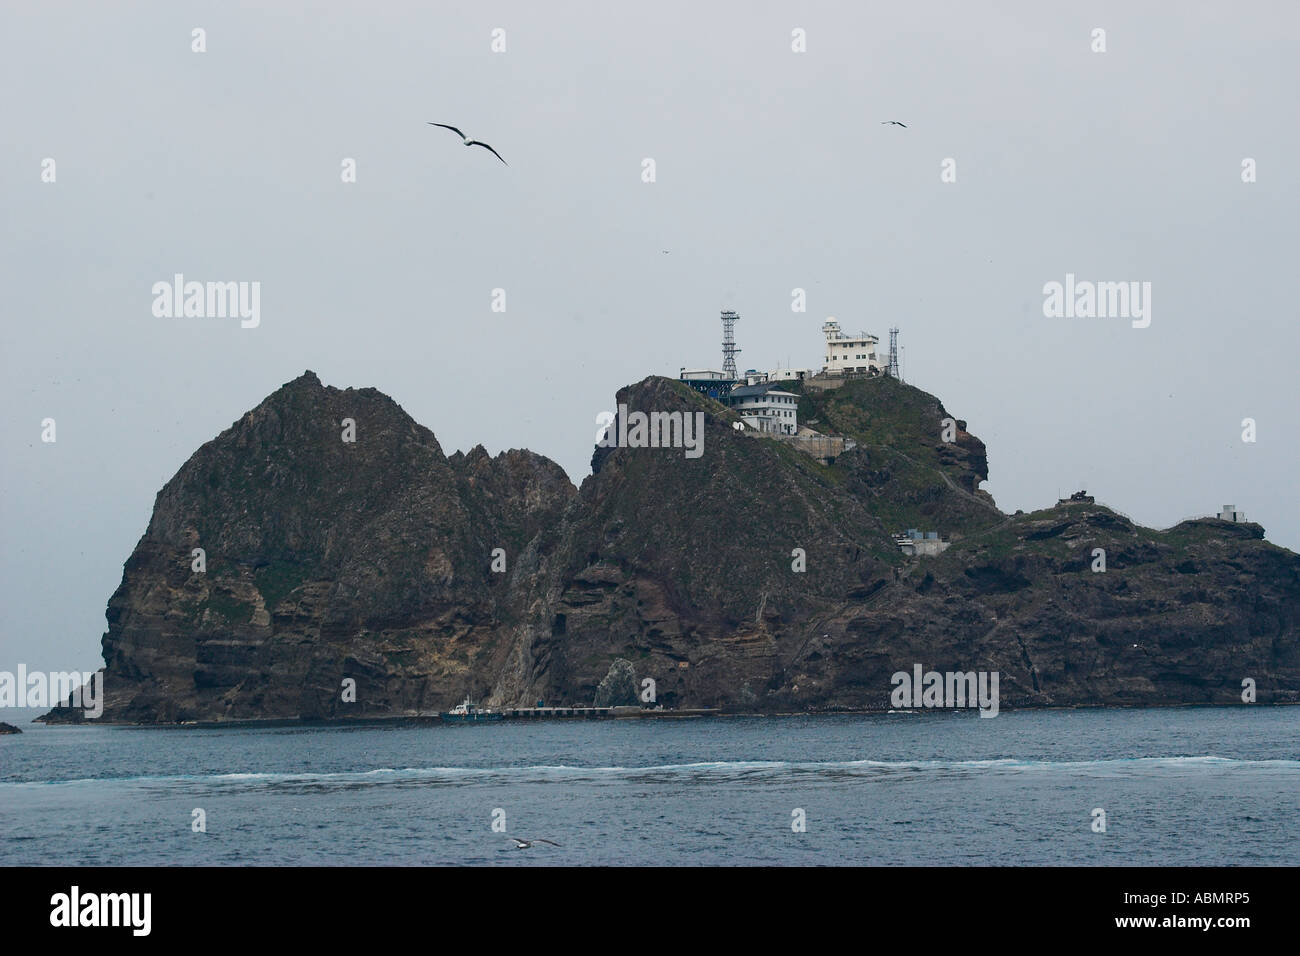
887, 327, 900, 380
721, 310, 741, 380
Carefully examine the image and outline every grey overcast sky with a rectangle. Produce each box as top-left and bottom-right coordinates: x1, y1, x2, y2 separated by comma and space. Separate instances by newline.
2, 1, 1297, 676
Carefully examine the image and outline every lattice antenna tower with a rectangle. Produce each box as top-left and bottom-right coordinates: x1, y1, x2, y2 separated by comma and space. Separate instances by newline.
887, 327, 900, 379
721, 310, 741, 380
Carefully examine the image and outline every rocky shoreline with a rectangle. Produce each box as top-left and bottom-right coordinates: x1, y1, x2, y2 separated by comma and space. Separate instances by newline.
35, 698, 1300, 730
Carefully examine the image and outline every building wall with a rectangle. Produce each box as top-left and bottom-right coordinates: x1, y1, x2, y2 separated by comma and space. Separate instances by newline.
821, 320, 883, 374
679, 370, 737, 400
767, 368, 812, 382
733, 389, 798, 435
894, 538, 951, 557
912, 540, 951, 557
824, 339, 879, 373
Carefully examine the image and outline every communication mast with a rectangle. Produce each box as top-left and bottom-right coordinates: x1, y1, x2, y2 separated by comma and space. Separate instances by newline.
887, 327, 900, 380
721, 310, 741, 380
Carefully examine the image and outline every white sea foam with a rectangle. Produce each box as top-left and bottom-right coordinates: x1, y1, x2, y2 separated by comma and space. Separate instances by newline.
5, 755, 1298, 789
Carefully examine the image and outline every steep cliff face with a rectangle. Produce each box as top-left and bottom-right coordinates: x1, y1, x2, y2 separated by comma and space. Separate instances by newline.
52, 370, 1300, 722
499, 377, 1300, 711
507, 376, 899, 711
799, 375, 1000, 533
92, 371, 574, 722
766, 509, 1300, 711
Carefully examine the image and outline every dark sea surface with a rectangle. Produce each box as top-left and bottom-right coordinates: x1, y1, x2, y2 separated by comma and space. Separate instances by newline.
2, 707, 1297, 865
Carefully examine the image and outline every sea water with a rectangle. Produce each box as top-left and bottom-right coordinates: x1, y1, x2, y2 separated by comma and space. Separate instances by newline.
1, 707, 1296, 865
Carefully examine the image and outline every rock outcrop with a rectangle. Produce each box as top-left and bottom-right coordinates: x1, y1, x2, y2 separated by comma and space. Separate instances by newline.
46, 370, 1300, 722
80, 371, 573, 722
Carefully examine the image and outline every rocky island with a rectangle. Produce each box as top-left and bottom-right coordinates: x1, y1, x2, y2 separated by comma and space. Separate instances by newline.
43, 370, 1300, 723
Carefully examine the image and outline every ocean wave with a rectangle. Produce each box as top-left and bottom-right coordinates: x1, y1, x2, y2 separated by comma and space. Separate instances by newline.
4, 755, 1298, 789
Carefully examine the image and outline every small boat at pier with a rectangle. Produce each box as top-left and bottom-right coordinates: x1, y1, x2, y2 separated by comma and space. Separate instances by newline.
440, 697, 503, 722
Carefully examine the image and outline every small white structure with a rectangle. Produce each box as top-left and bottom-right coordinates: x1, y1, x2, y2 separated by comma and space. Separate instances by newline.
680, 368, 729, 381
729, 382, 799, 435
821, 319, 883, 374
892, 530, 950, 557
1218, 505, 1247, 523
767, 367, 814, 383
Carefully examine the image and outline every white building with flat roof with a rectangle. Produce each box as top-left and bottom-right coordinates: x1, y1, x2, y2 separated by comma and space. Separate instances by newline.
1218, 505, 1247, 523
729, 382, 799, 435
767, 367, 814, 383
821, 319, 883, 374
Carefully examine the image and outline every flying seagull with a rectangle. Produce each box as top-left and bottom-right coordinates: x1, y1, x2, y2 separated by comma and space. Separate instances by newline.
427, 123, 508, 165
881, 121, 907, 128
508, 837, 561, 849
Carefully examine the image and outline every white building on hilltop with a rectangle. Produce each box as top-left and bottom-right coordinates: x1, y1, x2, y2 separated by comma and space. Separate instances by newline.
766, 367, 814, 383
821, 319, 883, 375
729, 382, 799, 435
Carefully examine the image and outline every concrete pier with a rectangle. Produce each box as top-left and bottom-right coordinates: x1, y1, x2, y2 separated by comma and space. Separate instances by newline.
498, 705, 719, 720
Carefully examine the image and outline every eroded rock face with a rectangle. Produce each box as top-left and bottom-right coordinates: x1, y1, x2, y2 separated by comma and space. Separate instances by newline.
89, 371, 574, 722
766, 512, 1300, 711
52, 371, 1300, 722
593, 659, 639, 706
518, 376, 898, 710
505, 377, 1300, 713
